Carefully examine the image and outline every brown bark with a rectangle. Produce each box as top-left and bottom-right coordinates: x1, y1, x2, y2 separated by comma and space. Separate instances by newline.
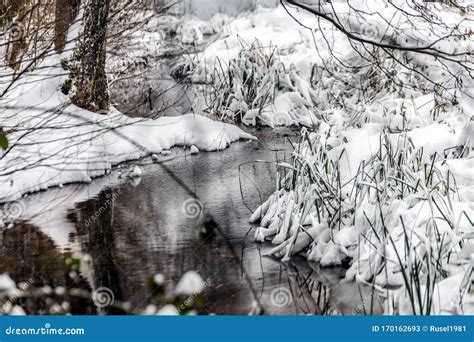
54, 0, 80, 53
71, 0, 110, 112
3, 0, 28, 71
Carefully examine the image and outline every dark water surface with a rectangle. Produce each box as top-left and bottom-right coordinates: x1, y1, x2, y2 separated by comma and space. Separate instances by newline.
0, 128, 380, 315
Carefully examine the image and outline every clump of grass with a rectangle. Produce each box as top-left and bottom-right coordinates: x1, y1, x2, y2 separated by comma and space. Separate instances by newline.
204, 39, 279, 124
203, 39, 318, 126
252, 124, 472, 314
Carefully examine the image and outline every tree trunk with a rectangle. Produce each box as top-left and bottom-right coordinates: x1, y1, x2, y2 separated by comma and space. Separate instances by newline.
54, 0, 80, 53
2, 0, 28, 71
71, 0, 110, 113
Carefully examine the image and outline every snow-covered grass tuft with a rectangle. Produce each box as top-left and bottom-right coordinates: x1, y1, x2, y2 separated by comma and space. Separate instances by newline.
198, 39, 319, 127
251, 120, 473, 314
233, 0, 474, 315
186, 1, 472, 131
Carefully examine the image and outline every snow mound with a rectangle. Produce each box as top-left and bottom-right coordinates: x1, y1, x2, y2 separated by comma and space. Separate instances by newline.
156, 304, 180, 316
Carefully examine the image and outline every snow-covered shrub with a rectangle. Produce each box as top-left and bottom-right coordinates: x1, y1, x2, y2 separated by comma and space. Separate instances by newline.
202, 40, 319, 127
236, 0, 474, 315
197, 31, 465, 130
251, 122, 473, 314
309, 50, 400, 129
309, 44, 467, 134
205, 40, 278, 124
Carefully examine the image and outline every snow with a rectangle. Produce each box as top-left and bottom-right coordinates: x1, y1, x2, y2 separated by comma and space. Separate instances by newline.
0, 0, 472, 316
205, 1, 474, 314
142, 304, 158, 315
9, 305, 26, 316
129, 166, 143, 178
174, 271, 206, 297
0, 107, 255, 202
153, 274, 165, 286
0, 274, 19, 298
0, 38, 256, 202
181, 1, 472, 129
388, 270, 474, 315
156, 304, 180, 316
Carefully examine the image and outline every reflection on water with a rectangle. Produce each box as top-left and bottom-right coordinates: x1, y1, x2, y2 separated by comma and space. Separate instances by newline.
0, 128, 383, 315
0, 222, 93, 314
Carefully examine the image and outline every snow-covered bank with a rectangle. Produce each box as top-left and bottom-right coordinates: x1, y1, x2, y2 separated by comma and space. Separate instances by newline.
0, 25, 255, 203
0, 107, 255, 202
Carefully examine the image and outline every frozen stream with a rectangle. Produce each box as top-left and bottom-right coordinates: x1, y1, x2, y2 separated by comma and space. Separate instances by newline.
0, 128, 381, 315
